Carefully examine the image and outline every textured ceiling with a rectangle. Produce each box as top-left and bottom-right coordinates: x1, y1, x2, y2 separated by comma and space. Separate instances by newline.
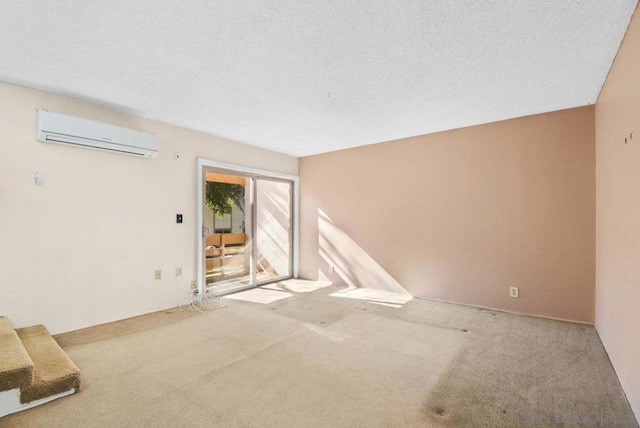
0, 1, 637, 157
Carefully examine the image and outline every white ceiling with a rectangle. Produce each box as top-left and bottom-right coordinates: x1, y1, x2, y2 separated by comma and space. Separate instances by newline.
0, 1, 637, 157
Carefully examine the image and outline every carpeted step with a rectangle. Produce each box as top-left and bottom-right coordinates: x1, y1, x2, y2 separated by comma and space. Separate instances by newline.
0, 316, 34, 392
15, 325, 81, 403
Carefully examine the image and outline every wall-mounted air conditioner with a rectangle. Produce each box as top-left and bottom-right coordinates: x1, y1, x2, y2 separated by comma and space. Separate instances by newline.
36, 110, 158, 158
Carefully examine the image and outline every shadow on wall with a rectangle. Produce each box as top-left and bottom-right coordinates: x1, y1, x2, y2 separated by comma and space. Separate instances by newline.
318, 208, 410, 296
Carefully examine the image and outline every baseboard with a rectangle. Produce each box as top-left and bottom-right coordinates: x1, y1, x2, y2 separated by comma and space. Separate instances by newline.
0, 387, 77, 418
414, 296, 595, 326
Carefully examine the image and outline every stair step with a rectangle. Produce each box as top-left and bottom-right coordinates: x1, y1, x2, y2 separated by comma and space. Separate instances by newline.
15, 325, 81, 404
0, 317, 34, 392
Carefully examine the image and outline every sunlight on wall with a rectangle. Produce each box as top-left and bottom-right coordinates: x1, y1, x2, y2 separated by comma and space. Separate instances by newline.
318, 209, 410, 296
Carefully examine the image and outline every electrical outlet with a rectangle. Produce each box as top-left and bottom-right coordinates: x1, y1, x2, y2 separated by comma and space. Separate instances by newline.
176, 267, 183, 277
155, 270, 162, 280
190, 280, 196, 290
510, 287, 519, 298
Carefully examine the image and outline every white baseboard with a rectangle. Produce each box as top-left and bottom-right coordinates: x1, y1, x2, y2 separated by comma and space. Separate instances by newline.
0, 387, 76, 418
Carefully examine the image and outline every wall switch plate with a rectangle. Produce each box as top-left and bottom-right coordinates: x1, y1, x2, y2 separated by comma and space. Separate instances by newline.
176, 214, 183, 224
155, 270, 162, 280
328, 265, 335, 274
190, 280, 196, 290
176, 267, 183, 277
510, 287, 519, 298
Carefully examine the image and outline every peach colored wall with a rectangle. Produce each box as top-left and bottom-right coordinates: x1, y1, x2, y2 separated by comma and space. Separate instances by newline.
300, 106, 595, 323
595, 6, 640, 421
0, 81, 297, 334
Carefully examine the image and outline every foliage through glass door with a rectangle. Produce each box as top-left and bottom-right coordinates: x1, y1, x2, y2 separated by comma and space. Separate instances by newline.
204, 172, 250, 287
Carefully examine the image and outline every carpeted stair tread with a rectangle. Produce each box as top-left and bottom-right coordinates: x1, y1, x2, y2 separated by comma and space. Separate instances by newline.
16, 325, 81, 403
0, 316, 34, 392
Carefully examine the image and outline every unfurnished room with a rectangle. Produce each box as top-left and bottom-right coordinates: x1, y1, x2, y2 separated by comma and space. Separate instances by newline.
1, 1, 639, 427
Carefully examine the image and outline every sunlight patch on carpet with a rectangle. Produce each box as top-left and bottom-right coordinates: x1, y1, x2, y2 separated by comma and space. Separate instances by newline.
261, 279, 332, 294
330, 288, 413, 307
223, 288, 293, 304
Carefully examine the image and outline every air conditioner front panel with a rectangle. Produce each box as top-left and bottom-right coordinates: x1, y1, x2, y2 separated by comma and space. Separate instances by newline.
37, 110, 158, 158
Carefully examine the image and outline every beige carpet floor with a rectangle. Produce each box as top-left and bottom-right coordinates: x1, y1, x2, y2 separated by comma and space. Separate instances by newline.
2, 282, 638, 427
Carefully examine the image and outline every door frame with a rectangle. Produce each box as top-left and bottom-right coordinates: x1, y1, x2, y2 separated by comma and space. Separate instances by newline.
196, 158, 299, 298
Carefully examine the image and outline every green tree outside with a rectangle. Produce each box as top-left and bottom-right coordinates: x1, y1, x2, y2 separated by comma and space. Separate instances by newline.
206, 182, 245, 216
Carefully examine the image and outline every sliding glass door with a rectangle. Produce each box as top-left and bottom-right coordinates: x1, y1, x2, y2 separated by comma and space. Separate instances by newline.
198, 162, 295, 296
203, 171, 252, 294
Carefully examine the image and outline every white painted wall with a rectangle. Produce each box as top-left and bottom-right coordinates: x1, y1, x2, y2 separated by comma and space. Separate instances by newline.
0, 81, 298, 334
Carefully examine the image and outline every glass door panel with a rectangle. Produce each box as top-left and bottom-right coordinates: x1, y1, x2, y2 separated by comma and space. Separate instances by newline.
203, 171, 252, 293
255, 179, 292, 283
